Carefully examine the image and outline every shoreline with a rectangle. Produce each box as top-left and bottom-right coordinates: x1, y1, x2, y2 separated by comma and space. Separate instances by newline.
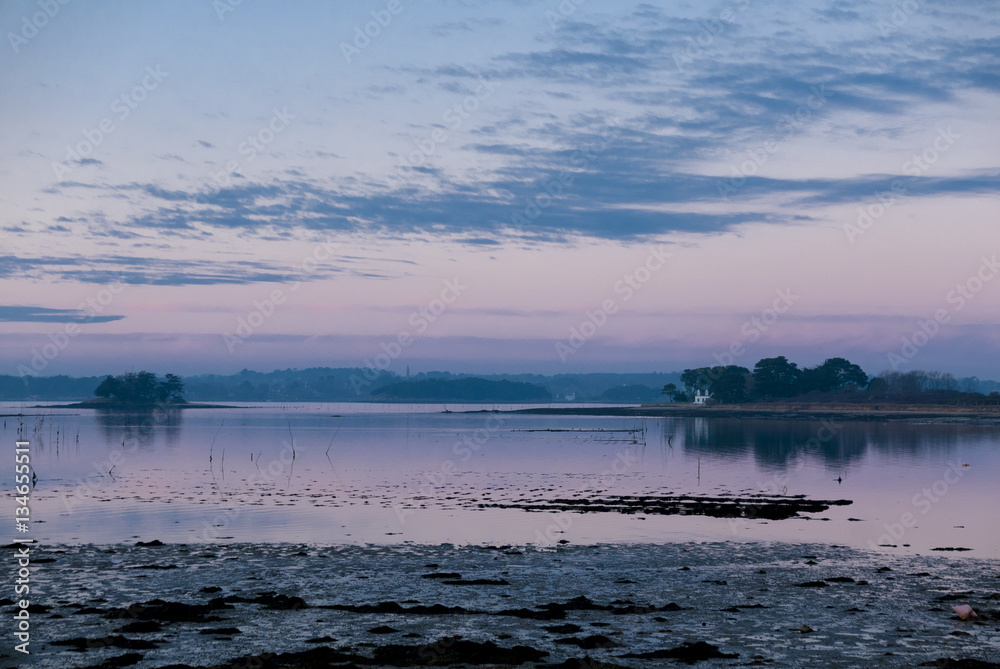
10, 540, 998, 668
28, 400, 237, 409
494, 402, 1000, 422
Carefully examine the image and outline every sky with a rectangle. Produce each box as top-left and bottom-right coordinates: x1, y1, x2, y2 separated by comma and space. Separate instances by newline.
1, 0, 999, 379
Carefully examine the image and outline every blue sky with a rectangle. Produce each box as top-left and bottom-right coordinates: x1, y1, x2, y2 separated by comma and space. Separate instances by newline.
1, 0, 999, 378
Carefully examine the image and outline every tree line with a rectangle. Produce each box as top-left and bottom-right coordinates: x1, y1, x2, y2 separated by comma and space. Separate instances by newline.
663, 356, 867, 403
662, 357, 1000, 405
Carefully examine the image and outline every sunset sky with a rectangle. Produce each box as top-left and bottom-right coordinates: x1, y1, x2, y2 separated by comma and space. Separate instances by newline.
1, 0, 998, 378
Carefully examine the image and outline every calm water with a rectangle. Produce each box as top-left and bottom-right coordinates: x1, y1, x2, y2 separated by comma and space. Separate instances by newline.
3, 402, 998, 555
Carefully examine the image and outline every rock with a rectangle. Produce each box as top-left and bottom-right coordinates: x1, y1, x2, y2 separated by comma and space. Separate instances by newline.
81, 652, 144, 668
244, 592, 309, 610
793, 581, 829, 588
369, 625, 399, 634
201, 646, 369, 668
51, 635, 158, 651
553, 634, 617, 649
372, 637, 548, 665
543, 624, 583, 634
624, 640, 738, 663
421, 572, 462, 579
134, 540, 164, 547
199, 627, 241, 635
325, 601, 471, 616
797, 624, 814, 633
919, 660, 1000, 669
106, 598, 230, 622
953, 604, 977, 620
499, 607, 566, 620
541, 658, 630, 669
113, 621, 162, 634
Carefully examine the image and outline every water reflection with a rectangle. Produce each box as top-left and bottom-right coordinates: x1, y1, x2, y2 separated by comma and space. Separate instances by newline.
95, 407, 184, 450
662, 417, 980, 471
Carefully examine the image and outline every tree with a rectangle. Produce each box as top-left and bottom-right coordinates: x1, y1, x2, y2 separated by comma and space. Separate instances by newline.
753, 356, 800, 398
133, 371, 158, 402
91, 371, 186, 404
708, 365, 751, 403
680, 368, 713, 395
800, 357, 868, 393
661, 383, 681, 402
677, 366, 749, 403
94, 375, 121, 399
161, 374, 185, 402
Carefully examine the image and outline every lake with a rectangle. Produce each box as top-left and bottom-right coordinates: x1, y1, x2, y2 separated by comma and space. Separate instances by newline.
4, 402, 998, 556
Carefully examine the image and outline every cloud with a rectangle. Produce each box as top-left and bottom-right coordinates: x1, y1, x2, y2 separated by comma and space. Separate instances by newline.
0, 306, 124, 324
0, 253, 355, 286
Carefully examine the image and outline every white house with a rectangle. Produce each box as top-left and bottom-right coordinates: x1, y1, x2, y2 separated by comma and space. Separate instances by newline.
693, 389, 712, 405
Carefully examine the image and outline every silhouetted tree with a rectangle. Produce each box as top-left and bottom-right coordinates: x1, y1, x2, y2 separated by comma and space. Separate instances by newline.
800, 357, 868, 393
709, 365, 751, 403
92, 371, 186, 404
753, 356, 801, 398
94, 375, 121, 399
678, 366, 750, 403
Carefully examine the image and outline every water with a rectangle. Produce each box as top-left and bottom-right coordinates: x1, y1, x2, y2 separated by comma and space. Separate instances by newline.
3, 402, 997, 555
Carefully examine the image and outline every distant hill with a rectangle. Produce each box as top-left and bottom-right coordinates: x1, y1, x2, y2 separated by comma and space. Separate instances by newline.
5, 367, 998, 403
370, 378, 551, 403
1, 368, 679, 402
597, 384, 663, 403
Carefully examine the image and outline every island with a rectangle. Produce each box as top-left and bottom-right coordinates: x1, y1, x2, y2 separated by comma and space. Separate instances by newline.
39, 371, 233, 409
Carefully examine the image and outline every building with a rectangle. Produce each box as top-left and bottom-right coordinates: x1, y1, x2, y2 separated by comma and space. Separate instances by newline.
693, 389, 712, 405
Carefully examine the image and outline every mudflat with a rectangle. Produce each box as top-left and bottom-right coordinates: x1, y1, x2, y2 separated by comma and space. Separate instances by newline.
9, 541, 999, 668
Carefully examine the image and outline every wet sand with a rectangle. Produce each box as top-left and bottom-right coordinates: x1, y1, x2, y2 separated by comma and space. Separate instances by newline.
8, 541, 1000, 668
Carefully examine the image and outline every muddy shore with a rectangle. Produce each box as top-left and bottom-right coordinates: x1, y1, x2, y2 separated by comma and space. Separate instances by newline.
7, 541, 999, 668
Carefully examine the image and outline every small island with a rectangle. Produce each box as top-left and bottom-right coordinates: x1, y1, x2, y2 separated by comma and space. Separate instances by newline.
41, 371, 231, 409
